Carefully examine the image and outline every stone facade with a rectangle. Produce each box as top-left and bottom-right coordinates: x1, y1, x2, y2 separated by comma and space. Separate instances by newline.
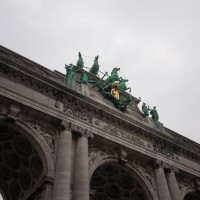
0, 45, 200, 200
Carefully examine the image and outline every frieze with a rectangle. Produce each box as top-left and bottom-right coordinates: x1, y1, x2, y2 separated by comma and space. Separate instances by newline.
103, 124, 145, 146
151, 143, 178, 160
63, 104, 92, 124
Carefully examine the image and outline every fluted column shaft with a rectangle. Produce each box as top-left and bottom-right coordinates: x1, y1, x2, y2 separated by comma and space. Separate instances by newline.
73, 134, 90, 200
154, 160, 171, 200
166, 168, 181, 200
52, 125, 72, 200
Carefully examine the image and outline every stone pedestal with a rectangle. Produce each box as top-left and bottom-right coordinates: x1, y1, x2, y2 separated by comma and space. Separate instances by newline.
81, 84, 90, 97
153, 160, 171, 200
52, 123, 72, 200
166, 168, 181, 200
65, 78, 76, 91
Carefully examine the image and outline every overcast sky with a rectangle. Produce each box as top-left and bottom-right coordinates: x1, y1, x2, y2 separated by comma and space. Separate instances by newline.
1, 0, 200, 151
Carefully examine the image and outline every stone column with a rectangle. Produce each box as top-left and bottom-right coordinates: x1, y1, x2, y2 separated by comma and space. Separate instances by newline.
153, 160, 171, 200
52, 121, 72, 200
73, 128, 93, 200
166, 167, 181, 200
41, 182, 53, 200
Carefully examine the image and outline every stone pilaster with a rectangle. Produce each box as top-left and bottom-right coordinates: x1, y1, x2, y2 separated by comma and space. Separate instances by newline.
153, 160, 171, 200
73, 128, 93, 200
166, 166, 181, 200
52, 121, 72, 200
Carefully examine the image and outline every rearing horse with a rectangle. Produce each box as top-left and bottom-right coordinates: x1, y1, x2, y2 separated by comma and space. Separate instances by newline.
103, 67, 121, 91
118, 78, 131, 92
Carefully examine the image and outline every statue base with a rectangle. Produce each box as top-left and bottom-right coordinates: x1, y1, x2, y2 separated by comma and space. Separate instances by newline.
65, 78, 76, 91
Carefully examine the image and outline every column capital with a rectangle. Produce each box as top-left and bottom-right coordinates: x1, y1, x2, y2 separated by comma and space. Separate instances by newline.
165, 164, 179, 173
61, 120, 71, 131
71, 124, 94, 139
153, 159, 164, 169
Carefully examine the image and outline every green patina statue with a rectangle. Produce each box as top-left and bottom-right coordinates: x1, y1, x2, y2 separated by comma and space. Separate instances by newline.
103, 67, 121, 92
65, 64, 75, 84
63, 53, 134, 112
118, 78, 131, 92
89, 55, 99, 76
142, 103, 150, 117
150, 106, 159, 122
76, 52, 84, 69
79, 71, 89, 85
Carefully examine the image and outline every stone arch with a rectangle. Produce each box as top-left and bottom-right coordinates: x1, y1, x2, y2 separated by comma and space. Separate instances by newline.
89, 157, 156, 200
89, 156, 117, 180
182, 188, 200, 200
0, 119, 54, 200
0, 185, 7, 200
15, 120, 54, 178
181, 187, 195, 199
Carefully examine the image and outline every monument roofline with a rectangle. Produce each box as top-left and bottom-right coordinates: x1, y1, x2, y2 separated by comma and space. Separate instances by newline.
0, 45, 199, 159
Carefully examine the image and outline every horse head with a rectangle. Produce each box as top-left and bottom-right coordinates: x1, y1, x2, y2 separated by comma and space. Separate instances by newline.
122, 79, 128, 83
112, 67, 120, 72
95, 55, 99, 61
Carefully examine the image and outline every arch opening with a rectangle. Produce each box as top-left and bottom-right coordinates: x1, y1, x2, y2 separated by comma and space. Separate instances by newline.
90, 163, 151, 200
184, 192, 200, 200
0, 123, 50, 200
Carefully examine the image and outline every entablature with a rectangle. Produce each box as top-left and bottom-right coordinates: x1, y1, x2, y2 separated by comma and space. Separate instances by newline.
0, 45, 200, 172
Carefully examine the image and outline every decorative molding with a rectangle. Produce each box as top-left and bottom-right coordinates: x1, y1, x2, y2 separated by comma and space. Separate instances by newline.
71, 123, 94, 139
88, 141, 118, 168
63, 104, 92, 124
103, 124, 145, 146
153, 159, 163, 169
151, 143, 178, 160
119, 148, 128, 163
129, 159, 156, 191
177, 177, 195, 194
61, 120, 71, 131
26, 120, 56, 154
6, 104, 21, 122
165, 164, 179, 173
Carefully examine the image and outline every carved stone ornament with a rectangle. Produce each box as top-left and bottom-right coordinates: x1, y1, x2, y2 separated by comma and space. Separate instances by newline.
63, 104, 92, 124
61, 120, 71, 131
63, 122, 94, 139
103, 124, 145, 146
88, 142, 118, 168
7, 104, 21, 122
152, 143, 177, 160
194, 179, 200, 191
177, 177, 195, 193
119, 148, 128, 163
26, 121, 55, 153
129, 159, 156, 191
153, 159, 163, 169
54, 101, 60, 108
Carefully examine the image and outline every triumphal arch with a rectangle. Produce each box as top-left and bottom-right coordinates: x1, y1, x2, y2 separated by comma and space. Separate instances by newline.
0, 45, 200, 200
